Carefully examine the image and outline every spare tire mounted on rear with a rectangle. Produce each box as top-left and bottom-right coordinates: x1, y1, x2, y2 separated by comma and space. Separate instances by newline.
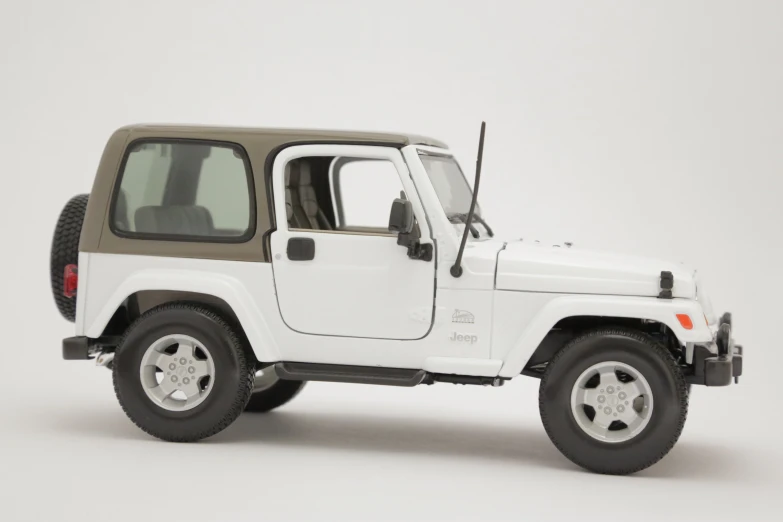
50, 194, 89, 322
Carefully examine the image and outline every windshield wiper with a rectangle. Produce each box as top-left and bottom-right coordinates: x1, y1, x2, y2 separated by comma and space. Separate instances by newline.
448, 213, 480, 238
448, 213, 494, 238
472, 214, 494, 237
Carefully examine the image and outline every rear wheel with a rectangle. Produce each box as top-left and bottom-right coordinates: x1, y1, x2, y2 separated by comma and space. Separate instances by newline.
113, 303, 254, 442
539, 327, 688, 475
244, 368, 306, 413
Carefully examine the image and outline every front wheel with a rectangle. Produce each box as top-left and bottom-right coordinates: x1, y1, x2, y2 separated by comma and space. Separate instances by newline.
539, 327, 688, 475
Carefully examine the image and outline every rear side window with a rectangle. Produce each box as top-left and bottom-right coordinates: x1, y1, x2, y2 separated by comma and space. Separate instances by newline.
112, 140, 253, 241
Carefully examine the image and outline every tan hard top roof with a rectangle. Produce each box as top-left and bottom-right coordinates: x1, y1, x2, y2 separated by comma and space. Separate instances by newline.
119, 123, 447, 149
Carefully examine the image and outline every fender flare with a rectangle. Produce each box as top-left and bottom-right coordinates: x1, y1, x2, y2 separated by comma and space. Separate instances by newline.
497, 294, 712, 378
83, 268, 281, 362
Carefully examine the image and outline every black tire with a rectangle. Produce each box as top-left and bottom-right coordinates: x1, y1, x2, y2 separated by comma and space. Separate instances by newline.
113, 303, 254, 442
50, 194, 89, 322
244, 379, 306, 413
539, 327, 688, 475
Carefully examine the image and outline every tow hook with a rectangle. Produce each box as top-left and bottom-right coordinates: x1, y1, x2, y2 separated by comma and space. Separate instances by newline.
95, 351, 115, 369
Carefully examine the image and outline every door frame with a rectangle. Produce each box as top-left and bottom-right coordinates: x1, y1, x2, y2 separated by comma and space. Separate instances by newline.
271, 144, 433, 244
268, 144, 437, 340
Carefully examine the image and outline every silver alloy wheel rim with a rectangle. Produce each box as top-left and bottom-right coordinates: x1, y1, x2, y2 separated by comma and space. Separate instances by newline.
570, 361, 654, 443
252, 368, 279, 393
139, 334, 215, 412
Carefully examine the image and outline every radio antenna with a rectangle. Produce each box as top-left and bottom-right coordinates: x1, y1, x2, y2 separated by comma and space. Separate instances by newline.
450, 121, 486, 278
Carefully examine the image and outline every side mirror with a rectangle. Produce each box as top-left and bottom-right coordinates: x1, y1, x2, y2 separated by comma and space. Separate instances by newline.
388, 198, 414, 235
387, 198, 432, 262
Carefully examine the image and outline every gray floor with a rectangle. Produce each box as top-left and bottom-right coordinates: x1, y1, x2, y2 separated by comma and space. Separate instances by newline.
1, 364, 778, 522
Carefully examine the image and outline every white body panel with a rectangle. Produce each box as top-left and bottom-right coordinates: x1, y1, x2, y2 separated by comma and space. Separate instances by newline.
491, 291, 712, 378
423, 357, 502, 377
79, 253, 494, 371
497, 240, 696, 298
77, 143, 714, 379
74, 251, 90, 336
272, 230, 435, 339
81, 253, 283, 363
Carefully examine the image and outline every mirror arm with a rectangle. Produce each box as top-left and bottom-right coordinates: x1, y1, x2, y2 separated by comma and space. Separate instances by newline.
397, 231, 416, 247
397, 228, 432, 262
407, 241, 433, 262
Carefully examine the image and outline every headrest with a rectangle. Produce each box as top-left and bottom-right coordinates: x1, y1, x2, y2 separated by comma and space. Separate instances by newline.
285, 161, 298, 187
134, 205, 214, 236
298, 161, 311, 185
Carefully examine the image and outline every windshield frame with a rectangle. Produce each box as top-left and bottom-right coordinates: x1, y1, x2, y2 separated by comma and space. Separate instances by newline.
415, 147, 481, 219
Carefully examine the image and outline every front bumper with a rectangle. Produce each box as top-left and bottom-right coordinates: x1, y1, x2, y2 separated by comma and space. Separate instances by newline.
687, 313, 743, 386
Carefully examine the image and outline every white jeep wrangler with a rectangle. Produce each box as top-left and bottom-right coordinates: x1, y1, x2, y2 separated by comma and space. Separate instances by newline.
51, 123, 742, 475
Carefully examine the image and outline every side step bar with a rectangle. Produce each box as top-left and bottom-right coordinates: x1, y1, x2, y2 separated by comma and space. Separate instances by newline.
275, 362, 427, 387
274, 362, 504, 387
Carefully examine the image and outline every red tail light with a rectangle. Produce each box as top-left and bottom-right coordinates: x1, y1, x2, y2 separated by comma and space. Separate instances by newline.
63, 264, 78, 298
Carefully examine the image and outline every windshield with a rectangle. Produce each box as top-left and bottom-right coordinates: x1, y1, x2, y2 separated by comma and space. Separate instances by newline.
418, 153, 479, 216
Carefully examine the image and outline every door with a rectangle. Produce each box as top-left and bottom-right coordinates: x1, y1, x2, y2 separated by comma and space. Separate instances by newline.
270, 145, 436, 339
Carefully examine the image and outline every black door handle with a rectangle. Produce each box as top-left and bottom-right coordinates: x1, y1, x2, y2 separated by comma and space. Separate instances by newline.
287, 237, 315, 261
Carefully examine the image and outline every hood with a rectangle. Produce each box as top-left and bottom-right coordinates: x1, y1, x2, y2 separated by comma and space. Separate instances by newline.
495, 240, 696, 298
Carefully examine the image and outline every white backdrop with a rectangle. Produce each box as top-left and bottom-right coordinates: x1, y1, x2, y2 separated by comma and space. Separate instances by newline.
1, 1, 781, 521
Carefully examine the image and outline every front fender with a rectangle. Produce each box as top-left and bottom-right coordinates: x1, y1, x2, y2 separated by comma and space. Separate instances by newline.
81, 253, 280, 362
496, 293, 712, 378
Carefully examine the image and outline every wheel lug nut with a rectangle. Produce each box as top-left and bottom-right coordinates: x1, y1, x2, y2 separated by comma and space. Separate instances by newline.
617, 405, 625, 413
618, 392, 626, 400
171, 376, 178, 382
188, 366, 195, 374
183, 377, 190, 384
606, 386, 614, 394
597, 396, 605, 403
169, 363, 176, 370
180, 358, 187, 365
600, 389, 604, 393
604, 407, 611, 415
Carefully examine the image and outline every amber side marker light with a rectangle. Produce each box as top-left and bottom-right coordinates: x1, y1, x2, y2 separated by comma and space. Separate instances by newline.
676, 314, 694, 330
